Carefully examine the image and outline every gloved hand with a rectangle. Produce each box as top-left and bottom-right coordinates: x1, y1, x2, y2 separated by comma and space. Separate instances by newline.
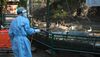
34, 29, 41, 33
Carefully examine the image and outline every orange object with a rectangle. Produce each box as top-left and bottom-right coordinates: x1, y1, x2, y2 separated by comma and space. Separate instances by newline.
0, 29, 11, 48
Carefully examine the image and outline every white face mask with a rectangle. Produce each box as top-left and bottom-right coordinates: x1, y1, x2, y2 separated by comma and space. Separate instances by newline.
22, 12, 27, 17
22, 10, 27, 17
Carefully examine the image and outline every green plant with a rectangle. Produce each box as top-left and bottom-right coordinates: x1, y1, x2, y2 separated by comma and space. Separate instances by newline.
52, 9, 67, 19
19, 0, 27, 8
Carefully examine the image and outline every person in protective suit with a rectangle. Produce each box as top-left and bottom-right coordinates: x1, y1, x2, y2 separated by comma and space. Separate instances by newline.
9, 7, 40, 57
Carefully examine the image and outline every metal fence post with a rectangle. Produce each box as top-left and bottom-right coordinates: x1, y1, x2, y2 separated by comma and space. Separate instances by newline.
46, 0, 50, 31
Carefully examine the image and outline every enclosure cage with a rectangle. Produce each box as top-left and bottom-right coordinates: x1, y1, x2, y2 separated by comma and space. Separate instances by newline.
30, 0, 100, 56
32, 31, 100, 56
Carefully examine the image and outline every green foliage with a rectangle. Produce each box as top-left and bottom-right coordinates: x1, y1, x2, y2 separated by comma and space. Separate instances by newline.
0, 0, 7, 6
33, 0, 85, 20
33, 0, 42, 3
19, 0, 27, 8
50, 0, 86, 19
52, 9, 67, 19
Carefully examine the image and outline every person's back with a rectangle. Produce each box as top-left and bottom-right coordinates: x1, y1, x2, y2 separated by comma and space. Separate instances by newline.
10, 15, 28, 36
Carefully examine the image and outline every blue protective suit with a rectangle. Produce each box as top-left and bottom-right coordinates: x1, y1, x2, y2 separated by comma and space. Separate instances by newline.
9, 15, 35, 57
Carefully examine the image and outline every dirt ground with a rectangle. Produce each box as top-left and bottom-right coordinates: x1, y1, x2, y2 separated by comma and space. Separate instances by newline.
0, 49, 100, 57
0, 49, 51, 57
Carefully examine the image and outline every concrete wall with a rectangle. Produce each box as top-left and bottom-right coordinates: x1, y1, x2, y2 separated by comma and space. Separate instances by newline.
86, 0, 100, 7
